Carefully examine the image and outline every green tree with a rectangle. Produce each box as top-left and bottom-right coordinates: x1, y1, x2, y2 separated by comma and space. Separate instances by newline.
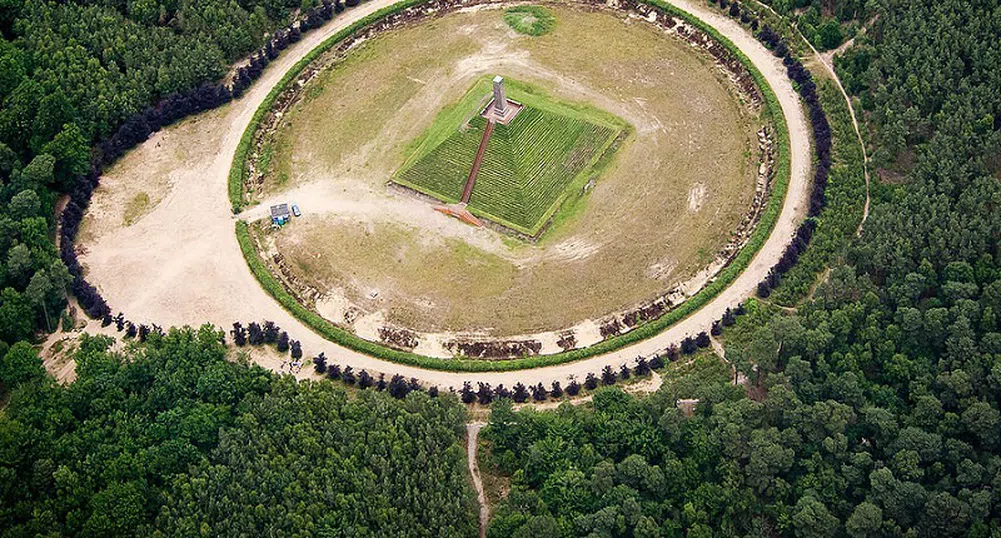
844, 502, 882, 538
792, 496, 839, 538
0, 340, 43, 389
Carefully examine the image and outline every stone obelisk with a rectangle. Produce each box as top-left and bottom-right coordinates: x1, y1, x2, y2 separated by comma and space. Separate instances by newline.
492, 76, 508, 116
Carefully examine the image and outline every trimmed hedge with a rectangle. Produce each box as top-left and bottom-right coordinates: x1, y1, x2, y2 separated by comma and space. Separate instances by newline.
232, 0, 795, 372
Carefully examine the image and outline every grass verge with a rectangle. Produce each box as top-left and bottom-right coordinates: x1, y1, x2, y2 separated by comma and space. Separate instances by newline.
232, 0, 793, 372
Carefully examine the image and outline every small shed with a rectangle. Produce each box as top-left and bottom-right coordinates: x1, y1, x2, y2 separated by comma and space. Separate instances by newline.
270, 203, 290, 226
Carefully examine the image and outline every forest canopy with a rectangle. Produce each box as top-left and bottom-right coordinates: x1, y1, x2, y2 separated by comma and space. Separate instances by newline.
0, 326, 478, 537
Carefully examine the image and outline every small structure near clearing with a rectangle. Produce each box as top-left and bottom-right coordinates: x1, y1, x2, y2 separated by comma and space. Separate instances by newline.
270, 203, 291, 226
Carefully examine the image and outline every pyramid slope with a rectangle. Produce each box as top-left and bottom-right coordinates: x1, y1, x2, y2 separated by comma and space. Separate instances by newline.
395, 103, 622, 236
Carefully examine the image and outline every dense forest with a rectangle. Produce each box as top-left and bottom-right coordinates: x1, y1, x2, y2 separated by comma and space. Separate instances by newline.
482, 0, 1001, 536
0, 326, 478, 536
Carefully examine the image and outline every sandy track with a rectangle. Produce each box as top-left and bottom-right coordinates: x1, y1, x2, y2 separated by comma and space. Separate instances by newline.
466, 422, 488, 538
79, 0, 810, 387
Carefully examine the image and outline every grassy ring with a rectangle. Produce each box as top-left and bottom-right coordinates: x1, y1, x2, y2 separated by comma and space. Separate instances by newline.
231, 0, 793, 372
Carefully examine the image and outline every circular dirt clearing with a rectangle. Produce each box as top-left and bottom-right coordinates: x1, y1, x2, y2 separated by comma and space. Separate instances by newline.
240, 2, 773, 356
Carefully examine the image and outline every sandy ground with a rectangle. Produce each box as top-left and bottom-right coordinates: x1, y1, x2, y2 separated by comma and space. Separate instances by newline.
75, 0, 811, 387
466, 422, 489, 538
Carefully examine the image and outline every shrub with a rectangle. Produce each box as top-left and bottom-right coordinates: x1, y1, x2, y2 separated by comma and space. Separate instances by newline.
357, 370, 373, 389
460, 382, 476, 404
313, 353, 327, 373
512, 383, 529, 403
341, 366, 355, 385
262, 321, 279, 344
531, 383, 547, 401
601, 366, 617, 386
565, 379, 581, 396
247, 322, 263, 345
389, 375, 412, 399
696, 332, 711, 348
231, 322, 247, 346
477, 383, 493, 405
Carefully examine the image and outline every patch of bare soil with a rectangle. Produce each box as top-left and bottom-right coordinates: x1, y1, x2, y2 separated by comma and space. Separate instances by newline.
688, 182, 706, 212
78, 108, 230, 243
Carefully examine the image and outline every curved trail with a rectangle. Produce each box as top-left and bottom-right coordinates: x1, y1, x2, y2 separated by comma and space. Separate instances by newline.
798, 24, 871, 237
79, 0, 812, 387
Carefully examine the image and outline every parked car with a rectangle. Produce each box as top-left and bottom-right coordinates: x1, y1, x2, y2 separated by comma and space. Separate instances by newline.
291, 203, 301, 217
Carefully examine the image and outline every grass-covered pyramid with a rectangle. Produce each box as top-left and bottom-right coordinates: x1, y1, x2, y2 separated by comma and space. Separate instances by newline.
395, 78, 627, 236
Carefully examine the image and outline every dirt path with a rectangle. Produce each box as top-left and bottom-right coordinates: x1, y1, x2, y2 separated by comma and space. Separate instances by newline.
751, 0, 871, 236
76, 0, 812, 388
802, 30, 871, 237
466, 422, 488, 538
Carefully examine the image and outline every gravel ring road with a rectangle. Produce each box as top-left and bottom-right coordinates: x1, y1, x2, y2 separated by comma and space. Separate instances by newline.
78, 0, 811, 387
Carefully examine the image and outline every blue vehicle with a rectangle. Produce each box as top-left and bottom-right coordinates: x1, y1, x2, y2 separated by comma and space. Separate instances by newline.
291, 203, 301, 217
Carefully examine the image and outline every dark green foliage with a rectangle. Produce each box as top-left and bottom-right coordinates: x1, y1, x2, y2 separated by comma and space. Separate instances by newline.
0, 326, 477, 536
0, 340, 43, 389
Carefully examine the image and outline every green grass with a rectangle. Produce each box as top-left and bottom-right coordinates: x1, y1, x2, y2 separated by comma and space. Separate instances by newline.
504, 5, 556, 36
123, 192, 150, 226
232, 0, 794, 372
395, 78, 626, 235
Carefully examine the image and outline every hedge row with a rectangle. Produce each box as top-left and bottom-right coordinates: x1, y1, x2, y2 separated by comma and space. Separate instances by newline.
754, 23, 833, 299
314, 302, 746, 404
232, 0, 794, 372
